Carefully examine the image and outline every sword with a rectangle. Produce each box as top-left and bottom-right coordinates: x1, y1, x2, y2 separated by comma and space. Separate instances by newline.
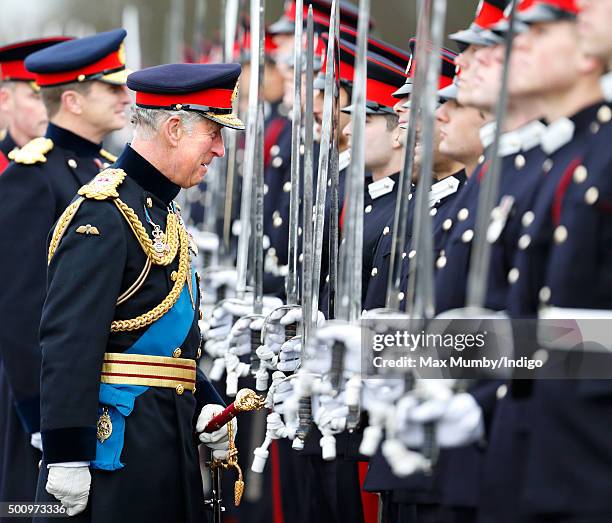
286, 0, 304, 306
465, 0, 518, 309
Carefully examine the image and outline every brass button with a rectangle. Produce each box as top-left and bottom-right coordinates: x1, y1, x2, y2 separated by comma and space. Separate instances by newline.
430, 207, 438, 216
401, 252, 407, 259
522, 211, 535, 228
462, 229, 474, 243
67, 158, 77, 169
263, 184, 269, 195
573, 165, 587, 184
77, 74, 86, 82
496, 384, 508, 399
272, 156, 283, 168
365, 205, 373, 214
408, 250, 417, 259
398, 292, 405, 301
176, 384, 184, 395
442, 218, 453, 231
270, 144, 280, 156
539, 286, 551, 303
171, 271, 178, 281
146, 197, 153, 208
591, 122, 601, 134
436, 255, 447, 269
518, 234, 531, 250
554, 225, 568, 244
283, 181, 291, 193
478, 154, 485, 164
585, 186, 599, 205
383, 226, 390, 235
507, 268, 520, 284
598, 105, 612, 123
457, 208, 469, 221
300, 144, 305, 155
173, 348, 182, 358
371, 267, 378, 277
514, 154, 526, 170
197, 348, 202, 358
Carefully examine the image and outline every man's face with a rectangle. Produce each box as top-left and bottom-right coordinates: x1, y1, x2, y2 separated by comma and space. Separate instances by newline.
455, 44, 485, 107
510, 21, 580, 99
343, 113, 397, 170
0, 82, 48, 140
313, 87, 351, 146
272, 34, 295, 65
80, 81, 131, 134
464, 45, 503, 111
393, 95, 410, 128
173, 118, 225, 188
436, 99, 485, 164
577, 0, 612, 61
264, 61, 285, 104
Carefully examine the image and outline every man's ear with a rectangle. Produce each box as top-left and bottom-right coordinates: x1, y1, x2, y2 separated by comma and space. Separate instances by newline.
391, 124, 404, 149
161, 115, 183, 147
61, 90, 84, 116
0, 87, 10, 113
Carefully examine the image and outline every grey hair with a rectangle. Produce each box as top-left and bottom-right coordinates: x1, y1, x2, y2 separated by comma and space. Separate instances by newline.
130, 105, 209, 139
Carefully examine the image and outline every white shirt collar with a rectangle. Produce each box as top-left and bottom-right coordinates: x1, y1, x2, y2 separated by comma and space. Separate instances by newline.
601, 72, 612, 103
368, 176, 396, 200
428, 175, 461, 207
479, 120, 546, 156
540, 117, 575, 155
339, 149, 351, 172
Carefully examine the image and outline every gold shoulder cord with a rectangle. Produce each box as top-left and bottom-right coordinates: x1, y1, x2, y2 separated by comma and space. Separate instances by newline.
48, 168, 192, 333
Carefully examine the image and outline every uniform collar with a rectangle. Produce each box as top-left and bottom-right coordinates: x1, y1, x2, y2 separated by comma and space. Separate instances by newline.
601, 72, 612, 102
541, 101, 609, 155
116, 145, 181, 206
339, 149, 351, 172
0, 131, 17, 156
368, 173, 398, 200
45, 122, 102, 157
479, 120, 546, 156
428, 171, 465, 207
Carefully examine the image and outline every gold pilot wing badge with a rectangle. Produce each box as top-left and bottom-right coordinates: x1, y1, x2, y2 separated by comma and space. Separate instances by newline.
76, 224, 100, 235
78, 168, 127, 200
9, 137, 54, 165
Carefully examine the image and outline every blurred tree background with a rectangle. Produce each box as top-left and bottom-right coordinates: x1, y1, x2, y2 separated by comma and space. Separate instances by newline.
0, 0, 475, 68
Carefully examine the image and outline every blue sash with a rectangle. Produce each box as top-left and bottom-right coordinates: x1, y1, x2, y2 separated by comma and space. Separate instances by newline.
91, 269, 197, 471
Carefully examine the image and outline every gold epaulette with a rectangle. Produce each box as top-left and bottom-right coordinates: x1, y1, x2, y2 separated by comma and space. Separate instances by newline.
78, 168, 126, 200
9, 137, 53, 165
99, 148, 118, 163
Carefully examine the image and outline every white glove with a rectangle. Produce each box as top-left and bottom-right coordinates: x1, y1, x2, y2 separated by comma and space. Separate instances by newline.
46, 464, 91, 516
206, 269, 238, 290
196, 404, 238, 460
230, 316, 265, 357
31, 432, 42, 451
394, 394, 427, 448
278, 337, 302, 372
316, 321, 362, 374
411, 392, 484, 448
314, 395, 348, 434
192, 230, 220, 252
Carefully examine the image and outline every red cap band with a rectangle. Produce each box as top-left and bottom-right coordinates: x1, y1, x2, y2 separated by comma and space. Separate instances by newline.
0, 60, 34, 81
33, 47, 125, 87
474, 2, 505, 28
136, 88, 235, 110
518, 0, 578, 14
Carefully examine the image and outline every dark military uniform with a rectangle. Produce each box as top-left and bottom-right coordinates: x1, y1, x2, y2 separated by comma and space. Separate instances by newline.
35, 146, 224, 522
0, 131, 17, 173
0, 124, 117, 511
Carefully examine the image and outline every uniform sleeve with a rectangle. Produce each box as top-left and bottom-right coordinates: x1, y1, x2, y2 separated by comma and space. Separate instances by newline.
40, 200, 127, 463
0, 164, 55, 433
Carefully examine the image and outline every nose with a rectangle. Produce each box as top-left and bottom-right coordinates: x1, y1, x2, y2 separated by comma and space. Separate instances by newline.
343, 120, 352, 137
393, 98, 406, 117
211, 132, 225, 158
119, 85, 131, 105
435, 102, 449, 123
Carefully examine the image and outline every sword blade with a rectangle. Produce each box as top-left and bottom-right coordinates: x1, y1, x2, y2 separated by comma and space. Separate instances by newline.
286, 0, 305, 306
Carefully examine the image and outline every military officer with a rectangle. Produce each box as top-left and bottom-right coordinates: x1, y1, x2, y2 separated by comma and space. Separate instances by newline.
0, 37, 70, 173
481, 1, 612, 521
0, 29, 131, 513
35, 62, 244, 521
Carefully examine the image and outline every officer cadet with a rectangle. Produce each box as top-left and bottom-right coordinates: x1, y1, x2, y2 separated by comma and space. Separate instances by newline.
361, 42, 463, 313
478, 2, 612, 522
35, 62, 244, 521
0, 37, 70, 173
0, 29, 131, 513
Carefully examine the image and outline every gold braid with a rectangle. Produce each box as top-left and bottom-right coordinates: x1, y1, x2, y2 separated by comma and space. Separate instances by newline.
48, 198, 85, 264
113, 198, 180, 266
110, 222, 190, 332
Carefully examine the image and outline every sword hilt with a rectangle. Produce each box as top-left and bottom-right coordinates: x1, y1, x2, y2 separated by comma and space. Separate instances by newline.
330, 341, 346, 394
204, 388, 265, 433
422, 421, 439, 474
217, 285, 226, 302
295, 395, 312, 442
250, 329, 262, 373
284, 323, 297, 342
